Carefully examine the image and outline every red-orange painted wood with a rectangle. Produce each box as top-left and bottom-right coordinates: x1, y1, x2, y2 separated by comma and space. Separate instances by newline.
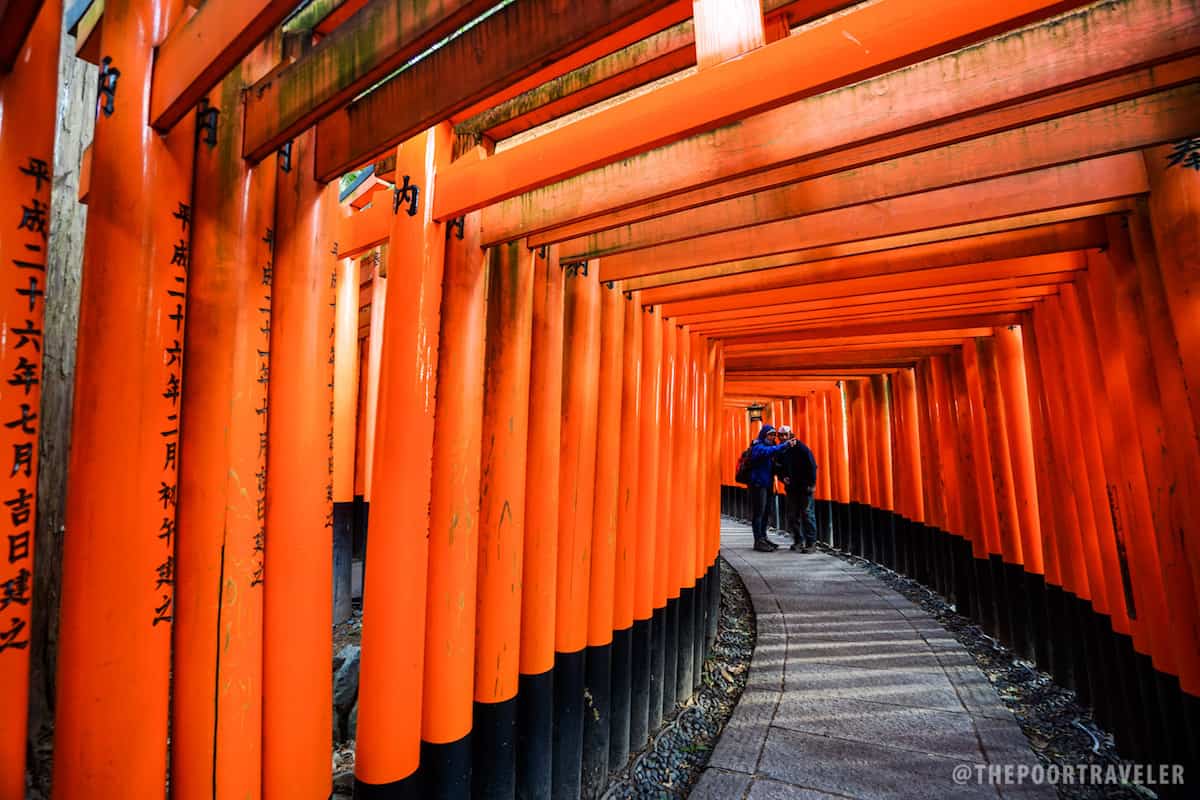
589, 282, 625, 647
0, 0, 57, 793
356, 129, 451, 787
53, 0, 196, 793
635, 307, 663, 623
262, 131, 338, 799
520, 244, 565, 682
614, 293, 643, 634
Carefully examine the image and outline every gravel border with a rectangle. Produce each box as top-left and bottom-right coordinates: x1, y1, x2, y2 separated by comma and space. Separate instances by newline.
824, 545, 1150, 800
602, 556, 757, 800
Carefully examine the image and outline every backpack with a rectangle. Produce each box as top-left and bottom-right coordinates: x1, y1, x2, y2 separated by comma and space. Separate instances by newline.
734, 446, 754, 486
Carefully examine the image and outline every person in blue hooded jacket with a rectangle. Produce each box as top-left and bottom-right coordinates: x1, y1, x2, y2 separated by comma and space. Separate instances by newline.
747, 424, 797, 552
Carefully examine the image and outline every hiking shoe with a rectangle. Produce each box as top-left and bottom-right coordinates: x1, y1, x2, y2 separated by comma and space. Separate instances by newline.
753, 540, 774, 552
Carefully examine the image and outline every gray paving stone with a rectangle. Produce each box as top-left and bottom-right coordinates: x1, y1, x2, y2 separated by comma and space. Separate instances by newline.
757, 726, 997, 800
771, 695, 987, 763
784, 661, 966, 713
746, 777, 849, 800
708, 686, 779, 774
691, 768, 753, 800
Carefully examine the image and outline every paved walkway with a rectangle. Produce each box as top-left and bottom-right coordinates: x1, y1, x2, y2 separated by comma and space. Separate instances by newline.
695, 519, 1053, 800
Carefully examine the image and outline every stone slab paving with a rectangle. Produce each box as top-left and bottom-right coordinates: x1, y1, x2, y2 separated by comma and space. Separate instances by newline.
694, 519, 1054, 800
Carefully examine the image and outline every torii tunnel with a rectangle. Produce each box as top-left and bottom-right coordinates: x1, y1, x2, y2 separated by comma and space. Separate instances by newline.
1, 0, 1199, 797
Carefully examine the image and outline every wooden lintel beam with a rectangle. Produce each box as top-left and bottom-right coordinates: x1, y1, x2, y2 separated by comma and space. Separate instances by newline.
455, 20, 697, 141
149, 0, 295, 131
242, 0, 496, 164
0, 0, 44, 71
723, 313, 1024, 348
478, 0, 1199, 245
530, 57, 1200, 249
661, 252, 1084, 316
725, 346, 962, 370
561, 85, 1200, 259
311, 0, 680, 182
627, 216, 1107, 294
599, 155, 1145, 281
724, 326, 1006, 352
435, 0, 1083, 220
689, 298, 1043, 335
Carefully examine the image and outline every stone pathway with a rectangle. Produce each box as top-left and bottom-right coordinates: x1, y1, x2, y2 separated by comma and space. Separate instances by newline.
694, 519, 1054, 800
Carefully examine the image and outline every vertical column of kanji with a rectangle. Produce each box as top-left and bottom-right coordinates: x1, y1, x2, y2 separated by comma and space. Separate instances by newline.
354, 129, 450, 798
261, 130, 336, 799
553, 259, 601, 800
652, 321, 677, 728
170, 48, 278, 800
472, 239, 535, 800
333, 253, 361, 625
631, 305, 662, 750
581, 280, 624, 798
420, 205, 489, 798
0, 0, 58, 793
609, 290, 640, 771
516, 246, 563, 800
53, 0, 196, 793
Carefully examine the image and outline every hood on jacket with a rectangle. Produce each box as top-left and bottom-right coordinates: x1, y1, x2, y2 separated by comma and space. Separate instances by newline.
756, 424, 776, 442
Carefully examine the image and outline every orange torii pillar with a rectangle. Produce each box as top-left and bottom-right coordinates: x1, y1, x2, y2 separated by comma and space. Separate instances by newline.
892, 369, 924, 578
1093, 216, 1200, 767
0, 1, 57, 793
667, 329, 692, 710
473, 240, 534, 800
1076, 263, 1181, 761
582, 281, 625, 796
421, 208, 488, 798
706, 343, 725, 651
610, 290, 642, 771
829, 384, 851, 550
262, 131, 337, 799
845, 380, 872, 558
631, 305, 663, 750
946, 356, 989, 621
53, 0, 196, 792
516, 246, 564, 800
171, 54, 277, 800
676, 331, 700, 704
332, 254, 361, 624
360, 259, 387, 551
652, 321, 677, 729
868, 374, 894, 567
554, 259, 601, 799
354, 128, 450, 797
815, 390, 836, 545
930, 356, 969, 607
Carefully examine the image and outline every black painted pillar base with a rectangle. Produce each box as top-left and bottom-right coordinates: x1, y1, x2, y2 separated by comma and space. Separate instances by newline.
516, 668, 553, 800
551, 649, 585, 800
629, 617, 652, 751
582, 643, 612, 800
419, 734, 472, 800
706, 561, 720, 652
333, 500, 354, 623
649, 606, 666, 731
663, 598, 678, 719
691, 577, 704, 693
677, 587, 696, 705
354, 770, 425, 800
472, 697, 517, 800
609, 627, 632, 771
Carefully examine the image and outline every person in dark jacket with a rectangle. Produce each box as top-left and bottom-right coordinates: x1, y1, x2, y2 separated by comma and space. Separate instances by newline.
775, 426, 819, 552
748, 424, 797, 552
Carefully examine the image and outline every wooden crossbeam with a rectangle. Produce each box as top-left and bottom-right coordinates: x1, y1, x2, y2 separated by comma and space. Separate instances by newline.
242, 0, 497, 164
637, 220, 1105, 304
726, 347, 963, 370
148, 0, 296, 131
309, 0, 680, 181
724, 314, 1025, 347
435, 0, 1084, 220
677, 279, 1071, 327
688, 296, 1048, 335
600, 155, 1145, 281
529, 56, 1200, 248
476, 0, 1199, 245
626, 217, 1107, 294
724, 328, 1002, 353
662, 252, 1085, 317
0, 0, 44, 71
454, 20, 697, 141
560, 85, 1200, 259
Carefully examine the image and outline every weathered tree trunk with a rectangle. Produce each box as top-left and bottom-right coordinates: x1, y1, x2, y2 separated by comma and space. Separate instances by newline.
27, 15, 94, 797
